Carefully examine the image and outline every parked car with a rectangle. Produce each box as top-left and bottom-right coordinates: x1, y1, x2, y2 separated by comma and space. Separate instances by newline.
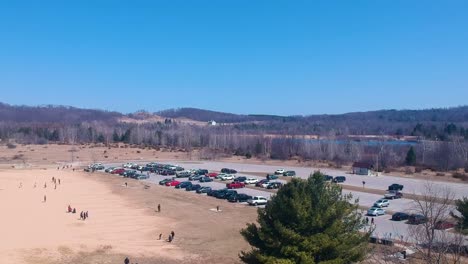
215, 189, 237, 199
233, 176, 247, 182
245, 178, 259, 185
189, 174, 203, 181
123, 162, 136, 168
176, 171, 191, 178
266, 174, 279, 180
283, 171, 296, 177
196, 186, 212, 194
248, 196, 268, 206
207, 172, 218, 178
373, 199, 390, 208
260, 181, 271, 188
435, 220, 455, 230
226, 182, 245, 189
219, 174, 235, 181
391, 212, 409, 221
165, 180, 180, 187
267, 182, 283, 189
384, 191, 403, 200
407, 214, 427, 225
123, 170, 137, 178
104, 167, 115, 173
199, 176, 213, 182
175, 181, 192, 189
367, 207, 386, 216
135, 174, 149, 180
94, 165, 105, 170
228, 193, 252, 203
221, 168, 237, 174
207, 189, 219, 197
111, 168, 125, 174
256, 179, 269, 187
194, 169, 209, 176
186, 184, 201, 192
161, 169, 175, 176
388, 183, 404, 191
333, 176, 346, 183
324, 175, 333, 181
159, 179, 172, 185
274, 169, 285, 175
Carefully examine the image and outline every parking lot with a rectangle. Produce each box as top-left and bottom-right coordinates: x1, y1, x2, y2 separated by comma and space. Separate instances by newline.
90, 161, 467, 246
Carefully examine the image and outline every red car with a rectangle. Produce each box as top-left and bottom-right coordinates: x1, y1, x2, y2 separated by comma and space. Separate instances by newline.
111, 168, 125, 174
207, 172, 218, 178
435, 221, 455, 230
165, 180, 180, 186
226, 182, 245, 189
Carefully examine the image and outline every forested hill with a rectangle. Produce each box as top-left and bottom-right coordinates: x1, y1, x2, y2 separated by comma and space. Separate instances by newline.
156, 107, 292, 123
1, 103, 467, 139
0, 103, 122, 124
157, 106, 468, 124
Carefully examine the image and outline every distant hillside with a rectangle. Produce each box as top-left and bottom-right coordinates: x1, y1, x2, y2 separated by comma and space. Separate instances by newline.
0, 103, 122, 123
156, 107, 294, 123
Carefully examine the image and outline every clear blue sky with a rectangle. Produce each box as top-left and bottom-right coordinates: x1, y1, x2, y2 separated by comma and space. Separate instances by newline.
1, 1, 467, 115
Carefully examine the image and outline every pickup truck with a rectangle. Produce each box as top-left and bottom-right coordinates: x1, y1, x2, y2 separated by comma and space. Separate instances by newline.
226, 182, 245, 189
384, 191, 403, 199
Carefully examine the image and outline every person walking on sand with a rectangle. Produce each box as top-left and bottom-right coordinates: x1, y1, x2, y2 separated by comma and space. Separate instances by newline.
44, 182, 47, 188
171, 231, 175, 239
124, 257, 130, 264
58, 179, 61, 185
43, 195, 46, 202
85, 211, 88, 219
125, 182, 128, 188
157, 204, 161, 212
34, 182, 37, 188
80, 211, 84, 220
371, 217, 374, 225
159, 233, 162, 240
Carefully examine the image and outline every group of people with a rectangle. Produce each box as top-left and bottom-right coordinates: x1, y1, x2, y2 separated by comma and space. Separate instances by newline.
158, 230, 175, 243
67, 205, 77, 214
365, 217, 375, 225
80, 211, 89, 220
57, 165, 72, 170
67, 205, 88, 220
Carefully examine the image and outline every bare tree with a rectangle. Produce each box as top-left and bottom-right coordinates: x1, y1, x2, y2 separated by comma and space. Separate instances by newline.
407, 182, 465, 264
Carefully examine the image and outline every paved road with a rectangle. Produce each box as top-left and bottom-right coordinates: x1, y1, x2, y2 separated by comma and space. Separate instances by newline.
162, 160, 468, 200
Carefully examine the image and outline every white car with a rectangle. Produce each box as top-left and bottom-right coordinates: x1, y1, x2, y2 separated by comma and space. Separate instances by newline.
244, 178, 259, 184
373, 199, 390, 208
367, 207, 386, 216
123, 162, 136, 168
260, 182, 271, 188
219, 174, 234, 181
275, 169, 285, 175
248, 196, 268, 206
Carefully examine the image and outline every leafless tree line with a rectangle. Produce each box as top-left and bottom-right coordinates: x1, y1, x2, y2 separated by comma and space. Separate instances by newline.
0, 122, 467, 171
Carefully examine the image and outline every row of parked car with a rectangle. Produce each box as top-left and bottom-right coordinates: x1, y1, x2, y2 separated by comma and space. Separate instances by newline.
157, 178, 268, 205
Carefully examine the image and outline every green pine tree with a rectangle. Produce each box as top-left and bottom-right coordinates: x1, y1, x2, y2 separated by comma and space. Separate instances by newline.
405, 146, 416, 166
452, 197, 468, 234
240, 172, 370, 264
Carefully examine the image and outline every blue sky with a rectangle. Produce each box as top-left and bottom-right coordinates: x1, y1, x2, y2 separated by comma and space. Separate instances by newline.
1, 1, 467, 115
